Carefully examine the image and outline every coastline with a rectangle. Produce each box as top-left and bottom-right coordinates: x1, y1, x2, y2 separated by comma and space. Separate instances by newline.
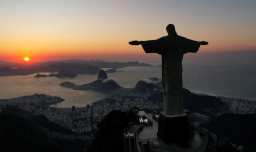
192, 91, 256, 102
0, 94, 65, 108
2, 90, 256, 109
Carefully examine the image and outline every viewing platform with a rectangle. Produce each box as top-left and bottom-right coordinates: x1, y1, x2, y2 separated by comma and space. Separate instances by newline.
124, 110, 217, 152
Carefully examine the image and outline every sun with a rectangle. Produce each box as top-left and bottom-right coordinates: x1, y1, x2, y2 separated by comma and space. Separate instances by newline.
23, 57, 30, 61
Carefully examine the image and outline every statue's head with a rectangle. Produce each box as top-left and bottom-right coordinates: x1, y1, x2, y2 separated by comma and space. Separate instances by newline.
166, 24, 177, 36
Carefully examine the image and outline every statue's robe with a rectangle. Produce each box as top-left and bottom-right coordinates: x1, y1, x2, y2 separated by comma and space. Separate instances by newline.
141, 35, 200, 115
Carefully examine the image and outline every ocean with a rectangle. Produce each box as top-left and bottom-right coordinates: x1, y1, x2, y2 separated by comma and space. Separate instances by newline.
0, 64, 255, 108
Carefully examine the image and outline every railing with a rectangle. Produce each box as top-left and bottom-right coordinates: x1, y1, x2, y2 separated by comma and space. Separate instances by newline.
124, 121, 139, 133
124, 121, 144, 152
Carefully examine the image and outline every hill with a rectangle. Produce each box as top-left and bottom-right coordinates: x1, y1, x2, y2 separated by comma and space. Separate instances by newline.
73, 79, 122, 91
133, 78, 162, 94
148, 88, 229, 117
60, 70, 122, 91
1, 107, 75, 135
98, 70, 108, 79
59, 81, 77, 88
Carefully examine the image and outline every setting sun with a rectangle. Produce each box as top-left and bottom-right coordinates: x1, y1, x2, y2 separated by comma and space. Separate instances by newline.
23, 57, 30, 61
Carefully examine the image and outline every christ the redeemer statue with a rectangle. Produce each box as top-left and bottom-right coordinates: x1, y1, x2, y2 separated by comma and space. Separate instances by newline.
129, 24, 208, 116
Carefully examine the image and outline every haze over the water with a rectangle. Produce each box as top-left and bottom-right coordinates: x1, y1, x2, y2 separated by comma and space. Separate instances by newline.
0, 0, 256, 63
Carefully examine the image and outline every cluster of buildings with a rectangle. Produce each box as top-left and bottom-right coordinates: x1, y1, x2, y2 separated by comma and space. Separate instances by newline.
219, 96, 256, 114
1, 88, 252, 151
41, 106, 93, 133
0, 94, 61, 113
0, 89, 162, 137
0, 94, 93, 135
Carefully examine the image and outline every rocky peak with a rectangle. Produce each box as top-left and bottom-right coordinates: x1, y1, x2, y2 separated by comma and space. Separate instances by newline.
98, 70, 108, 79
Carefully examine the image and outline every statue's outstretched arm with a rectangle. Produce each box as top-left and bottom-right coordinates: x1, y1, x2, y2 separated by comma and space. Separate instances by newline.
200, 41, 208, 45
129, 40, 141, 45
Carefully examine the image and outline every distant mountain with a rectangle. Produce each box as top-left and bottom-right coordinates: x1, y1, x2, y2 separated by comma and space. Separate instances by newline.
49, 70, 77, 78
83, 61, 151, 68
97, 70, 108, 79
105, 68, 117, 73
0, 60, 12, 67
75, 79, 122, 91
105, 68, 126, 73
74, 79, 102, 89
0, 60, 151, 76
35, 73, 48, 78
59, 81, 77, 88
35, 70, 77, 78
98, 79, 122, 91
133, 78, 162, 94
0, 114, 60, 152
148, 77, 160, 81
0, 61, 19, 68
76, 66, 101, 74
182, 89, 229, 117
60, 70, 122, 91
60, 79, 122, 91
35, 60, 151, 70
183, 50, 256, 65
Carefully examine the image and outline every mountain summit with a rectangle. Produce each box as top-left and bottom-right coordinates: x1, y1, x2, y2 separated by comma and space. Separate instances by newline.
97, 70, 108, 79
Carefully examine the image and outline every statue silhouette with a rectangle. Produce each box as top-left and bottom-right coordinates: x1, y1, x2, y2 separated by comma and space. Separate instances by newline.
129, 24, 208, 115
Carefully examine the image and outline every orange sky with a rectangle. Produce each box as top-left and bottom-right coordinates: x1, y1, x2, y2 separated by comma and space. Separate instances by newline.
0, 1, 256, 63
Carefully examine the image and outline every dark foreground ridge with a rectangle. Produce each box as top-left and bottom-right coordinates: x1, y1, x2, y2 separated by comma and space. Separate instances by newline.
200, 113, 256, 151
1, 107, 91, 152
1, 107, 75, 135
0, 114, 60, 152
1, 88, 255, 152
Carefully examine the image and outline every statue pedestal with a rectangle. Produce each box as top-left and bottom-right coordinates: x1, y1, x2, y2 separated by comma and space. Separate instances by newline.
157, 112, 190, 143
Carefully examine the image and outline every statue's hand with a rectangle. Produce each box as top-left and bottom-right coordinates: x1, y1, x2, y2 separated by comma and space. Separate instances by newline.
129, 41, 141, 45
201, 41, 208, 45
